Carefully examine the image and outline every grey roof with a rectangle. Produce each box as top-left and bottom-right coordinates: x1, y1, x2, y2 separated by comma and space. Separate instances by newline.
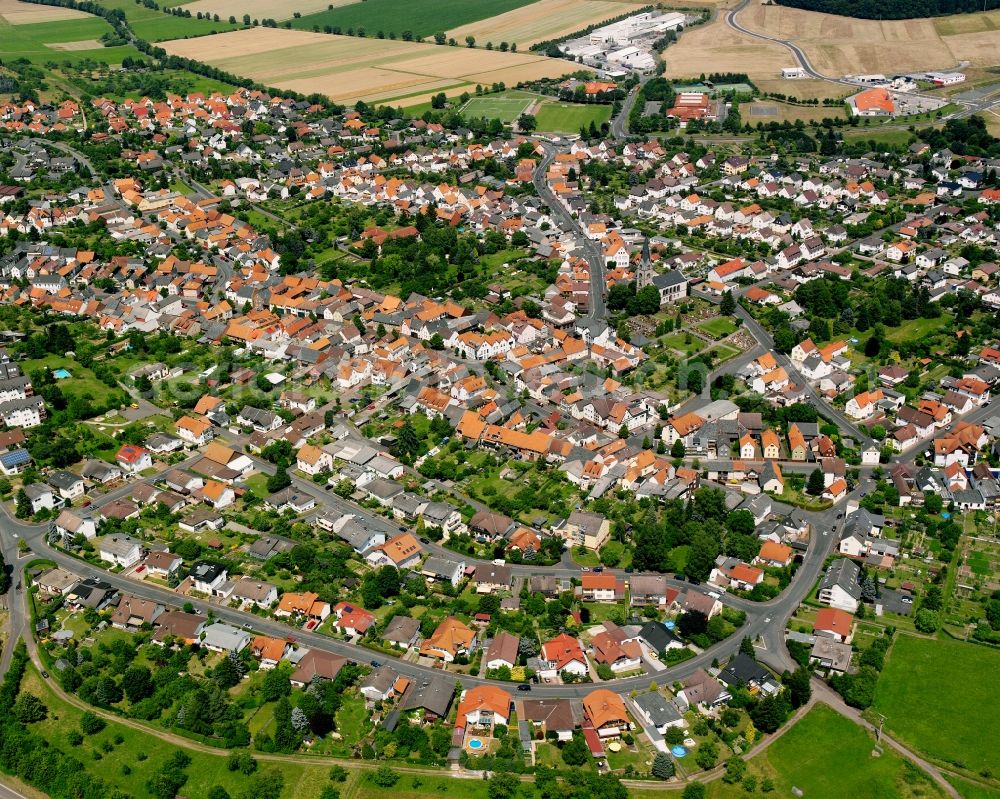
383, 615, 420, 644
633, 691, 682, 725
402, 675, 454, 718
821, 558, 861, 600
201, 623, 250, 651
421, 556, 464, 579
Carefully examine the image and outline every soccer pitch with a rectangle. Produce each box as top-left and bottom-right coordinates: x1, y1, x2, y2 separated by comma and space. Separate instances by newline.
459, 94, 534, 123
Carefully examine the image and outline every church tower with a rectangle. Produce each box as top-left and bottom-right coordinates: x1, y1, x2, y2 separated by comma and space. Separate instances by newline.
636, 237, 653, 290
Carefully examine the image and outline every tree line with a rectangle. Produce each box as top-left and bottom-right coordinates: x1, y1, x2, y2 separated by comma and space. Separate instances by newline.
775, 0, 999, 18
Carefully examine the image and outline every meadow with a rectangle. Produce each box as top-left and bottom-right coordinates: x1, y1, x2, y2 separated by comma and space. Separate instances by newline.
873, 635, 1000, 779
706, 703, 946, 799
446, 0, 647, 47
161, 28, 580, 105
290, 0, 537, 39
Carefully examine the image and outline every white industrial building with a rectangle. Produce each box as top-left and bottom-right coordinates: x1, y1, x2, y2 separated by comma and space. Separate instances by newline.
588, 11, 686, 46
925, 71, 965, 86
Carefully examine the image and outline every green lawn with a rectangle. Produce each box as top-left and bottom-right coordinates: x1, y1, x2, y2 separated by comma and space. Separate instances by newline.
290, 0, 536, 39
697, 317, 738, 339
945, 776, 1000, 799
22, 354, 128, 411
0, 14, 140, 64
873, 635, 1000, 777
719, 703, 946, 799
884, 315, 950, 343
704, 703, 946, 799
842, 127, 916, 147
660, 332, 703, 358
93, 0, 240, 41
534, 102, 611, 133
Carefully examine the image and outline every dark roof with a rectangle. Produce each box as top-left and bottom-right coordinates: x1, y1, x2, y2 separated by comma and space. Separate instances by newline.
718, 653, 773, 688
638, 621, 683, 653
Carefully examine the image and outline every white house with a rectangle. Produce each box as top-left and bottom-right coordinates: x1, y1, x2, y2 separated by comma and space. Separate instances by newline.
97, 535, 143, 568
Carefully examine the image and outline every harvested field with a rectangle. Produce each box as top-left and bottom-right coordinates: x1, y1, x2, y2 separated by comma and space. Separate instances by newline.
741, 1, 955, 75
662, 7, 789, 84
667, 0, 1000, 92
446, 0, 646, 47
0, 0, 87, 24
182, 0, 356, 23
160, 28, 582, 104
47, 38, 104, 49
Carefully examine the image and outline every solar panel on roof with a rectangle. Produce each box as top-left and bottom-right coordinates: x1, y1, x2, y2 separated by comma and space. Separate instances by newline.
1, 448, 30, 466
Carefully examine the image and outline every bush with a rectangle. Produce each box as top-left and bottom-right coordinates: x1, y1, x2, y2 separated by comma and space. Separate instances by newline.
328, 765, 348, 782
80, 712, 106, 735
370, 766, 399, 788
682, 783, 706, 799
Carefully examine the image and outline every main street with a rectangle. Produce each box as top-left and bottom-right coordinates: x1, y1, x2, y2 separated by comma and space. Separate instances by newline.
532, 146, 607, 322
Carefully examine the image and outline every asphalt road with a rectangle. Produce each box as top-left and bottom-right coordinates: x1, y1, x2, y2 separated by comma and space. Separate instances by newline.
532, 146, 607, 323
0, 415, 852, 700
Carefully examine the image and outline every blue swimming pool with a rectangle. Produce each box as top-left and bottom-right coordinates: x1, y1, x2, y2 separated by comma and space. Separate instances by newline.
53, 368, 71, 379
468, 739, 484, 750
671, 745, 687, 758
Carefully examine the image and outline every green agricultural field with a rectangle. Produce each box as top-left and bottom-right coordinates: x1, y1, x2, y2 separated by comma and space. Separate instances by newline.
460, 94, 534, 123
874, 635, 1000, 777
0, 15, 140, 64
93, 0, 240, 41
534, 101, 611, 133
707, 704, 946, 799
291, 0, 536, 39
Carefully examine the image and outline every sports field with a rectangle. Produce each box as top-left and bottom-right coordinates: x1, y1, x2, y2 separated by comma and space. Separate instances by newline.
873, 635, 1000, 778
534, 101, 610, 132
460, 93, 535, 122
290, 0, 537, 39
447, 0, 646, 47
161, 28, 581, 105
0, 7, 139, 63
666, 0, 1000, 89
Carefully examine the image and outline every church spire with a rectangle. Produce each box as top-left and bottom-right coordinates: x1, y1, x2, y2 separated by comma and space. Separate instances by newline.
637, 236, 652, 289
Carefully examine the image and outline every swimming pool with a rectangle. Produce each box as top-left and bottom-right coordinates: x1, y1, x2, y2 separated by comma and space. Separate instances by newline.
671, 745, 687, 758
468, 739, 484, 750
53, 368, 71, 379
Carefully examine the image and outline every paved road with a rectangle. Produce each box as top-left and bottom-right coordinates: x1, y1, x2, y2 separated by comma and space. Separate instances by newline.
0, 429, 842, 699
610, 74, 651, 141
725, 0, 826, 80
532, 146, 607, 324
